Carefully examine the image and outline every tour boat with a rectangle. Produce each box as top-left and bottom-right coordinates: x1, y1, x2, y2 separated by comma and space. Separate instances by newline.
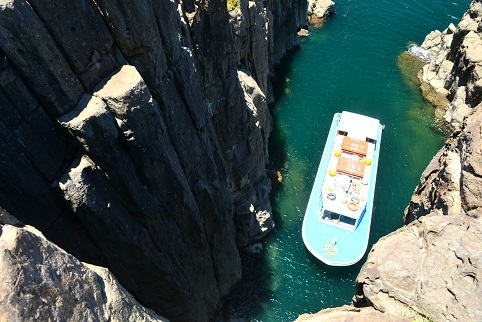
302, 111, 383, 266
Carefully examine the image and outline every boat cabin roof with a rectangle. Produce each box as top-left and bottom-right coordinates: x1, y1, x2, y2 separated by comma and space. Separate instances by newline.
338, 111, 379, 142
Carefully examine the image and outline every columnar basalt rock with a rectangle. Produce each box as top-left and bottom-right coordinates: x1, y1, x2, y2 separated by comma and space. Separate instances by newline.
268, 0, 308, 71
0, 0, 308, 319
58, 66, 233, 321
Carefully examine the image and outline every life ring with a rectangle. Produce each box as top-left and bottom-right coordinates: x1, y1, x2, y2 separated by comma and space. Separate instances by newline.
347, 201, 359, 211
327, 192, 336, 200
351, 196, 360, 204
323, 243, 338, 257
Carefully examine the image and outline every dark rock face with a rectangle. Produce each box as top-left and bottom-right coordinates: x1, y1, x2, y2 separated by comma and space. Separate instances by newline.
0, 0, 306, 320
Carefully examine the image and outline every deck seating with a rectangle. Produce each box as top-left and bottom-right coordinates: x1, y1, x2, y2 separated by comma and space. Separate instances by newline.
336, 155, 365, 178
341, 136, 368, 156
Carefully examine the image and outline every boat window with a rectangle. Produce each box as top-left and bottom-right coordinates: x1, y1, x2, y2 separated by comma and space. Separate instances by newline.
322, 211, 355, 227
337, 130, 347, 136
340, 216, 356, 226
322, 210, 339, 221
366, 137, 376, 144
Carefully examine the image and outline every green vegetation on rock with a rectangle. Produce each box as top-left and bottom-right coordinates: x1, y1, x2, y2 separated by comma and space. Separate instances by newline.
227, 0, 239, 11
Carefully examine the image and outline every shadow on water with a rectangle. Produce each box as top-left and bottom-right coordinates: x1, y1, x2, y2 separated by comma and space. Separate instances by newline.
214, 249, 272, 321
213, 49, 300, 322
268, 49, 300, 175
267, 48, 302, 234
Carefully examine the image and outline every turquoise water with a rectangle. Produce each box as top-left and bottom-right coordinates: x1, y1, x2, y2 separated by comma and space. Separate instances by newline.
218, 0, 471, 320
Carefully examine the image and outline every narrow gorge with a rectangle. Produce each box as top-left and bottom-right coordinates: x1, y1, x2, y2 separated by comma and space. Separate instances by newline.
1, 0, 481, 321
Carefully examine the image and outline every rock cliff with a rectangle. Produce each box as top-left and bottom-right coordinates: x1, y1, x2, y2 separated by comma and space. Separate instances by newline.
406, 0, 482, 223
404, 103, 482, 223
0, 224, 167, 321
0, 0, 307, 320
308, 0, 335, 25
411, 0, 482, 128
353, 214, 482, 321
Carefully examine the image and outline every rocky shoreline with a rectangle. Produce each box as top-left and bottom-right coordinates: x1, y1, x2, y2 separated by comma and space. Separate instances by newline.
410, 0, 482, 129
297, 0, 482, 320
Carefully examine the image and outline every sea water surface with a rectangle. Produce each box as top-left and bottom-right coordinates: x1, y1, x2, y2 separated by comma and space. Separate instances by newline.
219, 0, 471, 320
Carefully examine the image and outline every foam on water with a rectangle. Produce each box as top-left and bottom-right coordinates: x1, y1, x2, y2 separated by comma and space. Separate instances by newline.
407, 44, 435, 62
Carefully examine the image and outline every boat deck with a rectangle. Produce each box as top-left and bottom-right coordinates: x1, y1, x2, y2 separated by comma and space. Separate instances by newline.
302, 112, 382, 266
320, 134, 376, 225
303, 199, 371, 265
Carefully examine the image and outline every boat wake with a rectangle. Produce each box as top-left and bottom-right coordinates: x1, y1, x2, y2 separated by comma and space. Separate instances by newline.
407, 44, 435, 62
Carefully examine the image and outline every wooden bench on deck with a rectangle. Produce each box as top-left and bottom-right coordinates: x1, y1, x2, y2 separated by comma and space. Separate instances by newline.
341, 136, 368, 157
336, 155, 365, 178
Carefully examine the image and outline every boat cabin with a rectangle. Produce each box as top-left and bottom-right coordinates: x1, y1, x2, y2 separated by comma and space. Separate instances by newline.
319, 112, 379, 232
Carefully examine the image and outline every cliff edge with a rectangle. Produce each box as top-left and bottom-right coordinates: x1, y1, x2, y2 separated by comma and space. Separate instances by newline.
353, 3, 482, 317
